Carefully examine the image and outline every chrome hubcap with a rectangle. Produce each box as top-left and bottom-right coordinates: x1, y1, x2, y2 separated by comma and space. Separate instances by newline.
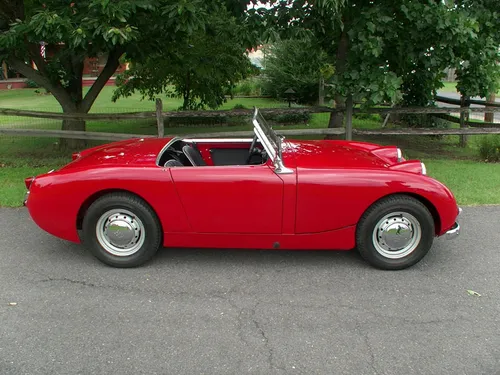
372, 212, 421, 259
96, 209, 145, 257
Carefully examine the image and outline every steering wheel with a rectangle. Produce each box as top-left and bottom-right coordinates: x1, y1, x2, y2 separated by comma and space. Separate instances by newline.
246, 135, 259, 164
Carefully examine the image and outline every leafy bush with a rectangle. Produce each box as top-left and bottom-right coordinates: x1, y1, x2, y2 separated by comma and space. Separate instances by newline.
167, 115, 228, 127
478, 135, 500, 162
354, 113, 382, 122
232, 104, 247, 109
261, 39, 329, 105
264, 111, 311, 125
231, 77, 264, 96
26, 79, 39, 88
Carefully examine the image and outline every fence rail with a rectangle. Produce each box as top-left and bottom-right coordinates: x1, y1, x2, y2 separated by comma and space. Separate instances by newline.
2, 126, 500, 142
1, 100, 500, 143
2, 105, 500, 121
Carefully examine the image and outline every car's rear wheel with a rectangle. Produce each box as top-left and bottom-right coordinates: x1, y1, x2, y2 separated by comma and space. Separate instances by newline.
82, 192, 162, 268
356, 195, 435, 270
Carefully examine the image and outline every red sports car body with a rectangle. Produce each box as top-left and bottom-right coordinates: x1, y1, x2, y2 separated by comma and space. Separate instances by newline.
24, 108, 461, 269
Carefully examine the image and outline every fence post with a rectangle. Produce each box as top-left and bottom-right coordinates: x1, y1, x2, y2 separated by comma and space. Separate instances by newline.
318, 77, 325, 106
345, 94, 353, 141
485, 92, 496, 123
459, 95, 469, 148
156, 98, 164, 138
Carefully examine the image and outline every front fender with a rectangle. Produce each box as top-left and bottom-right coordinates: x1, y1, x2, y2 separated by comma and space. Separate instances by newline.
295, 168, 459, 235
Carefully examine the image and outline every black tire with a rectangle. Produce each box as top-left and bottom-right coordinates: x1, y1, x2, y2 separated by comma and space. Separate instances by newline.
82, 192, 162, 268
356, 195, 435, 270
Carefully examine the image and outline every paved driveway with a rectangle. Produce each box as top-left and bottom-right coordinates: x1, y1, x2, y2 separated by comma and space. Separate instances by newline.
1, 207, 499, 375
437, 91, 500, 123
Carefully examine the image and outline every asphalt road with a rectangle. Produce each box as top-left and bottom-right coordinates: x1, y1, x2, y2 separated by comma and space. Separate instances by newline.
1, 206, 499, 375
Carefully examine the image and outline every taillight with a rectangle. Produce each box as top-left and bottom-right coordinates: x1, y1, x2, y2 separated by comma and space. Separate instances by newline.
25, 176, 35, 190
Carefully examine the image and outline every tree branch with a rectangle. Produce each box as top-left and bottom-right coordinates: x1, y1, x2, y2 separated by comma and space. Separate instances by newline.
7, 57, 75, 111
81, 48, 124, 113
26, 41, 47, 74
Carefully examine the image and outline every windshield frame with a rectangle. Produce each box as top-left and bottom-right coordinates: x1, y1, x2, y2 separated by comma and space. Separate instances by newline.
252, 108, 293, 174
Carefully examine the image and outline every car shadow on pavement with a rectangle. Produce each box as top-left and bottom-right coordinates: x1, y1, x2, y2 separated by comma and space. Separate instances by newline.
152, 246, 370, 270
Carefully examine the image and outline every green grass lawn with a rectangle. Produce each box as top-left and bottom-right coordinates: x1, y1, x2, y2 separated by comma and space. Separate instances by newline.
1, 86, 499, 207
425, 160, 500, 206
0, 86, 288, 113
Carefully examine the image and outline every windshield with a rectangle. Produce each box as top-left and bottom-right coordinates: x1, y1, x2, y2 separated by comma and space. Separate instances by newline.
252, 108, 281, 161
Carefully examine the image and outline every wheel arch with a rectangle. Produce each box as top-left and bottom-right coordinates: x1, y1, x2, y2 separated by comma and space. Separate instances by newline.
360, 192, 441, 236
76, 189, 162, 232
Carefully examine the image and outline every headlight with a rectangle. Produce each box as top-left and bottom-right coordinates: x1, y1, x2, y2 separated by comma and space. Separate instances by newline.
397, 148, 403, 162
421, 162, 427, 175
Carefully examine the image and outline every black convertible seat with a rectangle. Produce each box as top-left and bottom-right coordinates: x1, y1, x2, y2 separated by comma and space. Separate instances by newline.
182, 144, 207, 166
164, 159, 184, 167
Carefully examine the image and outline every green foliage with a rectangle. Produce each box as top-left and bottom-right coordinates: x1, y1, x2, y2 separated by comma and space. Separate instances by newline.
230, 77, 264, 96
258, 0, 498, 112
25, 79, 39, 88
261, 39, 330, 105
454, 0, 500, 98
264, 111, 311, 125
232, 104, 248, 109
0, 0, 255, 130
478, 135, 500, 163
113, 7, 253, 110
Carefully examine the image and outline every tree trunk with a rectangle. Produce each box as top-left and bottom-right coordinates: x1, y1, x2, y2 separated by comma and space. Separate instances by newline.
326, 28, 349, 139
485, 92, 496, 123
8, 47, 122, 151
60, 116, 87, 150
1, 61, 7, 79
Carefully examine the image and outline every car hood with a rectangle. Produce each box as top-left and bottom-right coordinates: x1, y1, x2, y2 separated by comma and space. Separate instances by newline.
60, 137, 171, 170
284, 140, 391, 169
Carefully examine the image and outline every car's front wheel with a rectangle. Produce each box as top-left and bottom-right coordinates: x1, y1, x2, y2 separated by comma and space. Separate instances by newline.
356, 195, 435, 270
82, 192, 162, 268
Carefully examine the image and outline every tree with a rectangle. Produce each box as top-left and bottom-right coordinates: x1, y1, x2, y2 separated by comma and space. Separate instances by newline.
0, 0, 250, 148
260, 38, 332, 105
453, 0, 500, 100
256, 0, 489, 128
113, 8, 252, 110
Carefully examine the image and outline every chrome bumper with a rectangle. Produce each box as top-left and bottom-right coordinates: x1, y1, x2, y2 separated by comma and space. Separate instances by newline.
23, 191, 29, 206
445, 222, 460, 240
445, 207, 462, 240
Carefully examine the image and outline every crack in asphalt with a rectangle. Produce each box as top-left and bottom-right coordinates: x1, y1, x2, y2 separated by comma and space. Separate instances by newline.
354, 319, 380, 375
39, 277, 97, 288
250, 306, 286, 373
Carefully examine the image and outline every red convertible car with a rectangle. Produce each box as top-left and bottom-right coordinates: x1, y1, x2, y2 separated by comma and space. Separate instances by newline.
24, 108, 461, 270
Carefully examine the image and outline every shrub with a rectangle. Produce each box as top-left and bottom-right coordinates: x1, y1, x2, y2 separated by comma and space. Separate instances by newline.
232, 104, 247, 109
26, 79, 39, 88
231, 77, 264, 96
261, 39, 329, 105
264, 111, 312, 125
478, 135, 500, 162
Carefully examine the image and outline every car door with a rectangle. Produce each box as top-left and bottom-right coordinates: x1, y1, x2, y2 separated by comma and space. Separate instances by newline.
170, 164, 284, 234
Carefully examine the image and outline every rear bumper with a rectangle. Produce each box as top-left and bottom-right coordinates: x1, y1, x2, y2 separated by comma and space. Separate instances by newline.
445, 207, 462, 240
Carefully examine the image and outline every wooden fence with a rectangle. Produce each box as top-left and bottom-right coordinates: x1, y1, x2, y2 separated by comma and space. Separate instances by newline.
434, 94, 500, 147
1, 100, 500, 142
